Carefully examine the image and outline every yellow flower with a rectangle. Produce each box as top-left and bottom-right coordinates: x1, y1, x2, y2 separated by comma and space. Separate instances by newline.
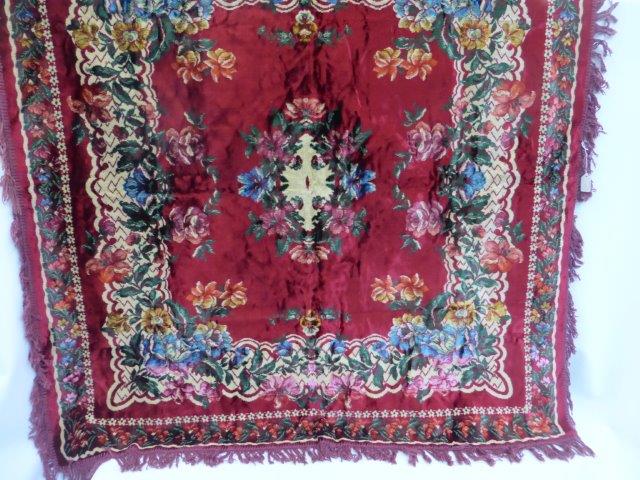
220, 280, 247, 309
458, 18, 491, 50
140, 308, 174, 335
19, 35, 32, 48
173, 50, 207, 83
371, 275, 397, 303
33, 22, 47, 39
397, 273, 428, 301
187, 281, 221, 309
550, 20, 564, 38
299, 310, 322, 337
485, 301, 508, 324
530, 309, 541, 324
174, 18, 209, 35
501, 20, 525, 48
112, 20, 151, 52
71, 21, 99, 50
443, 300, 477, 327
195, 320, 227, 335
392, 313, 423, 326
70, 324, 83, 338
292, 10, 319, 43
204, 48, 237, 82
105, 313, 131, 333
402, 49, 438, 80
398, 16, 433, 33
373, 47, 403, 81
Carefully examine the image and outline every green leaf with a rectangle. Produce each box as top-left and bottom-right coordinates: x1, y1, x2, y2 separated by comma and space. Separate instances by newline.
166, 299, 196, 337
462, 73, 484, 86
111, 82, 133, 104
89, 65, 119, 78
454, 269, 474, 280
148, 17, 175, 63
487, 62, 512, 75
476, 277, 498, 288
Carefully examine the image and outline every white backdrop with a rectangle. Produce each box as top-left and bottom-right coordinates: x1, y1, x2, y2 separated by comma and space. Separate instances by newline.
1, 2, 639, 479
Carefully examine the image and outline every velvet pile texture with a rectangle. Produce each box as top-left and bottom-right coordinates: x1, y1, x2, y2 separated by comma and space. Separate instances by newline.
0, 1, 615, 478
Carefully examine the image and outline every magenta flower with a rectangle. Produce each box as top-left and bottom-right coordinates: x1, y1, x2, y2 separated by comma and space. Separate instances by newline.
328, 207, 355, 235
406, 199, 443, 238
260, 375, 303, 407
428, 370, 459, 391
169, 206, 210, 244
406, 376, 427, 398
407, 121, 447, 162
260, 208, 290, 236
257, 130, 293, 163
284, 97, 326, 123
325, 373, 366, 407
165, 126, 205, 166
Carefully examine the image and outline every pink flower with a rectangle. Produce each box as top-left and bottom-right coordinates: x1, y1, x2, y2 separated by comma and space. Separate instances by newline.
169, 206, 210, 244
328, 207, 355, 235
284, 97, 326, 123
290, 244, 330, 264
260, 208, 290, 236
165, 126, 205, 165
322, 130, 358, 161
406, 376, 427, 397
325, 373, 366, 408
494, 210, 509, 228
406, 200, 443, 238
98, 217, 116, 236
407, 121, 447, 162
260, 375, 303, 408
428, 370, 458, 391
451, 99, 469, 120
472, 225, 486, 238
257, 130, 293, 163
66, 87, 113, 124
492, 81, 536, 119
480, 236, 524, 273
86, 247, 130, 283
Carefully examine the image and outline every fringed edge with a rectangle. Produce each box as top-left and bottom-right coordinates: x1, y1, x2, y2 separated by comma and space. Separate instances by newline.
0, 53, 60, 478
576, 0, 617, 202
53, 435, 595, 480
0, 1, 617, 479
563, 0, 617, 419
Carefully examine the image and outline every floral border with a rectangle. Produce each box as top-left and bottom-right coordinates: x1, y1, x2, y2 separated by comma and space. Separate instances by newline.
4, 0, 583, 462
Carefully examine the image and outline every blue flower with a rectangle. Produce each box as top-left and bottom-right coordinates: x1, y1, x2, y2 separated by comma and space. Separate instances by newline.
124, 168, 153, 204
389, 320, 428, 353
330, 338, 347, 355
372, 340, 391, 361
276, 340, 293, 357
191, 327, 232, 361
238, 167, 274, 202
461, 162, 486, 199
142, 333, 202, 374
231, 346, 251, 366
454, 328, 478, 364
341, 165, 376, 199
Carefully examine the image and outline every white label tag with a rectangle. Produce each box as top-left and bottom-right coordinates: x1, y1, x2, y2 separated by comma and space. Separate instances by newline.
580, 174, 593, 193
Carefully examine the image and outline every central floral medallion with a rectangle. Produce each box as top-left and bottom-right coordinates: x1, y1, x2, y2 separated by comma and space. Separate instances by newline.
238, 98, 376, 263
281, 133, 333, 231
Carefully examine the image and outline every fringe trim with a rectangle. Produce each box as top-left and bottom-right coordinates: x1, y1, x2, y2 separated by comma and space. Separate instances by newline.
0, 1, 616, 479
47, 436, 594, 480
564, 0, 617, 419
577, 0, 617, 202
